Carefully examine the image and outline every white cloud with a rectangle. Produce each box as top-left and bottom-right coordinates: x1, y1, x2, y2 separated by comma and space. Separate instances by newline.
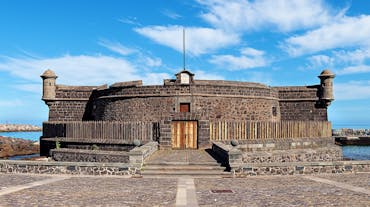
0, 55, 171, 88
333, 49, 370, 65
335, 81, 370, 100
98, 40, 163, 68
98, 40, 137, 56
141, 56, 162, 67
118, 17, 141, 26
337, 65, 370, 75
197, 0, 338, 32
283, 15, 370, 56
308, 55, 335, 68
161, 9, 182, 19
134, 25, 239, 56
242, 71, 273, 85
210, 47, 267, 70
192, 70, 224, 80
307, 48, 370, 74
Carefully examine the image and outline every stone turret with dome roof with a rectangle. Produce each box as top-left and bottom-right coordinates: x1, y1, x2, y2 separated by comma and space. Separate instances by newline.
41, 69, 58, 101
318, 69, 335, 107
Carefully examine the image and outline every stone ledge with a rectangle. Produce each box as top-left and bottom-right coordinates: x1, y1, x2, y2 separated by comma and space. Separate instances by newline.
0, 160, 136, 176
211, 142, 242, 171
129, 142, 158, 168
242, 146, 342, 163
219, 137, 335, 151
51, 149, 130, 163
235, 160, 370, 176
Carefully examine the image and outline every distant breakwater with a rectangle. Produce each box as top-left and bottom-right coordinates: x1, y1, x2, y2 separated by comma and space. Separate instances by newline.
0, 124, 41, 132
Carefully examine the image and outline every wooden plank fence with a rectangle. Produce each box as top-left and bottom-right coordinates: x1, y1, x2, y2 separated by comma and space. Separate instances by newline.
209, 121, 332, 141
43, 121, 159, 142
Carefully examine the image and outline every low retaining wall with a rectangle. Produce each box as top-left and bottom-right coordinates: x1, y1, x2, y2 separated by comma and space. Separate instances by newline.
0, 160, 136, 176
51, 149, 130, 163
236, 160, 370, 176
48, 141, 158, 165
220, 137, 335, 151
129, 141, 158, 167
212, 142, 242, 170
242, 146, 342, 163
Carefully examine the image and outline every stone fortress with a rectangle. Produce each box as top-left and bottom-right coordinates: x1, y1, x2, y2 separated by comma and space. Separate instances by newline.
40, 68, 343, 171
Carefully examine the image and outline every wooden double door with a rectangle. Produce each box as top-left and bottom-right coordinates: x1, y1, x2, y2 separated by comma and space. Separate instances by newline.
171, 121, 197, 149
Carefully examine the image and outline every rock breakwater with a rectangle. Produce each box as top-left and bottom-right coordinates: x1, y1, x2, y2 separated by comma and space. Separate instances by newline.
0, 124, 41, 132
0, 136, 39, 158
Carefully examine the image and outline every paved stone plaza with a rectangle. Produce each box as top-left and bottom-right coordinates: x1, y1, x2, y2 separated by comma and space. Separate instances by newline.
0, 173, 368, 206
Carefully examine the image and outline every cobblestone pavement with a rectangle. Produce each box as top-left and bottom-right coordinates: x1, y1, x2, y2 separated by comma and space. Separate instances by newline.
0, 173, 368, 206
0, 175, 177, 207
0, 174, 50, 189
317, 173, 370, 190
195, 173, 370, 207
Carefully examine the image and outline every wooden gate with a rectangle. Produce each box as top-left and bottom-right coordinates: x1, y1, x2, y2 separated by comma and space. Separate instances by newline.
171, 121, 197, 149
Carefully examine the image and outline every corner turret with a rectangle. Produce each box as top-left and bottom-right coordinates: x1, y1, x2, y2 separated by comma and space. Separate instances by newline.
41, 69, 57, 101
318, 69, 335, 107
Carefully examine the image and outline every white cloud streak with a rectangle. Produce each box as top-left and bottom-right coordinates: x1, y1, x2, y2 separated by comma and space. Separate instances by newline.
337, 65, 370, 75
98, 40, 137, 56
283, 15, 370, 56
161, 9, 182, 19
192, 70, 224, 80
134, 25, 239, 56
210, 47, 267, 70
307, 48, 370, 75
335, 81, 370, 100
0, 55, 170, 89
197, 0, 337, 32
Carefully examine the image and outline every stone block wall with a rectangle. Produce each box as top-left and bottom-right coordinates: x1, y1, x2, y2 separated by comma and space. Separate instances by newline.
242, 147, 342, 163
95, 97, 174, 122
45, 80, 326, 124
0, 160, 137, 176
129, 142, 158, 167
275, 86, 327, 121
51, 148, 130, 163
48, 101, 90, 121
93, 82, 280, 122
47, 85, 100, 121
236, 160, 370, 176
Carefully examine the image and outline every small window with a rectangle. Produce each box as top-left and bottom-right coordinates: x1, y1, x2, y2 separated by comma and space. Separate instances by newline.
272, 107, 277, 116
180, 103, 190, 112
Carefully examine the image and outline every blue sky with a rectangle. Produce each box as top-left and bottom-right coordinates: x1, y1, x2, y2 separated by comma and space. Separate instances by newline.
0, 0, 369, 128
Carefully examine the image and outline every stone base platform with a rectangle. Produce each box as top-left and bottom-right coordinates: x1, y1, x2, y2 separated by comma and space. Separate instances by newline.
242, 146, 342, 163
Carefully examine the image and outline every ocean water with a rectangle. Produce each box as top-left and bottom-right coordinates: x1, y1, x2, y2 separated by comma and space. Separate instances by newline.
342, 146, 370, 160
0, 131, 42, 142
1, 131, 369, 160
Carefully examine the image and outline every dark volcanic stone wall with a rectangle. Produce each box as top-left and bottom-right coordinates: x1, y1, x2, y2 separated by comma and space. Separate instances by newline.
93, 82, 280, 122
193, 97, 279, 121
48, 101, 90, 121
275, 86, 327, 121
47, 81, 327, 123
95, 97, 175, 122
47, 86, 97, 121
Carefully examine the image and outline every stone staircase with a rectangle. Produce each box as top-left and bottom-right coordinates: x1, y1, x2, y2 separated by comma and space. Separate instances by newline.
140, 149, 230, 177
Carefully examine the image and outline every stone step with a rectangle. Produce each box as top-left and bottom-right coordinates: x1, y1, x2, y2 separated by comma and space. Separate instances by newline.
144, 161, 221, 166
143, 164, 226, 171
140, 173, 231, 178
141, 169, 229, 176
